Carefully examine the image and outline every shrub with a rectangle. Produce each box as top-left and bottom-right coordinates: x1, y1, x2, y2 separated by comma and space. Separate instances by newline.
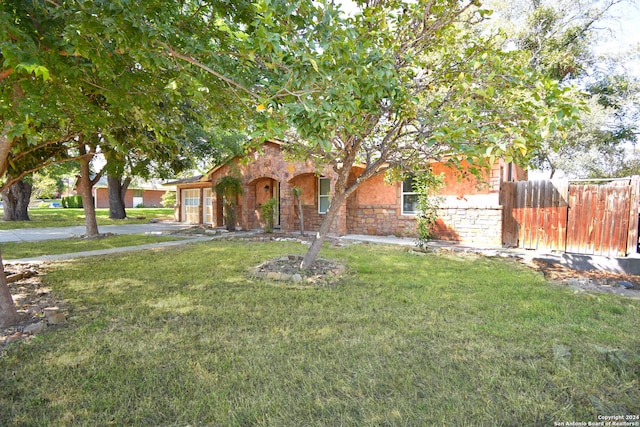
160, 190, 176, 208
414, 171, 444, 249
215, 176, 244, 232
260, 198, 278, 233
61, 195, 83, 208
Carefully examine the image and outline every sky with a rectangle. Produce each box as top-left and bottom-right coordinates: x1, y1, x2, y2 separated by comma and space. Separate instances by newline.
596, 1, 640, 55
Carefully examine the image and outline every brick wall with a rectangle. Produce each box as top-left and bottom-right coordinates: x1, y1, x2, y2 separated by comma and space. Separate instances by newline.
94, 188, 168, 208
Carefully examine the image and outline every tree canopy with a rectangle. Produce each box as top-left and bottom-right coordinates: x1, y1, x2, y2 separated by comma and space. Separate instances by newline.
0, 0, 256, 326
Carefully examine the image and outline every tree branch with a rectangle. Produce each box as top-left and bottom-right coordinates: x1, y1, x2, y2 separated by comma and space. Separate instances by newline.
0, 154, 85, 193
158, 42, 260, 100
10, 133, 81, 165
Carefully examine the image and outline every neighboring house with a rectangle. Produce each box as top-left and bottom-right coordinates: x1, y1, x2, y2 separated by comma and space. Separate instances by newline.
92, 177, 175, 209
167, 141, 527, 245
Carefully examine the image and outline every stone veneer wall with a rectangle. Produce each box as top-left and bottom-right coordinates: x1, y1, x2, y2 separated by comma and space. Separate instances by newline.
432, 206, 503, 245
347, 204, 503, 245
346, 204, 417, 237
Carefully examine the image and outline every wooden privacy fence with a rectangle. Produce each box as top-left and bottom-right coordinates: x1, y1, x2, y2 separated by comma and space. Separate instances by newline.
501, 177, 640, 257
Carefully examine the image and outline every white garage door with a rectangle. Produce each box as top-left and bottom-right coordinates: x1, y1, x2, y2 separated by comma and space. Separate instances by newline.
181, 189, 200, 223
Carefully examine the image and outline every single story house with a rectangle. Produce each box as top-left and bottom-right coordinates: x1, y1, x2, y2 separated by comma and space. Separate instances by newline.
92, 177, 175, 209
167, 141, 526, 245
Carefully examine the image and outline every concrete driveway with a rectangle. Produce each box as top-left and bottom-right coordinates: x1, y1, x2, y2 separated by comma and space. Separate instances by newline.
0, 221, 190, 243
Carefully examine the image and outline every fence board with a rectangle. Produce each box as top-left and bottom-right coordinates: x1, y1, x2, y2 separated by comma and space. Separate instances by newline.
517, 181, 528, 248
555, 180, 569, 251
627, 176, 640, 254
566, 184, 580, 253
593, 185, 606, 256
500, 182, 518, 247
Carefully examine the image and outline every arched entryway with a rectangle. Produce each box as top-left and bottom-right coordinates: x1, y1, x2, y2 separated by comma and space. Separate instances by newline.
250, 177, 281, 230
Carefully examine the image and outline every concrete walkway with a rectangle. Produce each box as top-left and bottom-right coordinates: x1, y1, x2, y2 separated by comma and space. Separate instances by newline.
0, 222, 189, 243
5, 236, 213, 264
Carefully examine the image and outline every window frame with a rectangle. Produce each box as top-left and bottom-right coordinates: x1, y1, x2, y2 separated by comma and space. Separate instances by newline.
401, 176, 419, 216
183, 189, 200, 207
318, 177, 330, 214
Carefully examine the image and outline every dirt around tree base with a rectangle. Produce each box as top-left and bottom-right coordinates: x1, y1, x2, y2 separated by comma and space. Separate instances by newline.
249, 255, 347, 287
1, 263, 67, 353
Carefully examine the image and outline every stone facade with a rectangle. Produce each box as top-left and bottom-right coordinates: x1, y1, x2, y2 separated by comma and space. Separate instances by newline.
433, 206, 503, 246
172, 141, 525, 245
346, 203, 417, 236
204, 142, 347, 235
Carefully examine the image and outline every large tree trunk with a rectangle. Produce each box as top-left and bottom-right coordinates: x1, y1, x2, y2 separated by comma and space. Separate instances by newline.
2, 179, 32, 221
0, 251, 18, 328
78, 147, 100, 238
300, 191, 347, 269
107, 174, 131, 219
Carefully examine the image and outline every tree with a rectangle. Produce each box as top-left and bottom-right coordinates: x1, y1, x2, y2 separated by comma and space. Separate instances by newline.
32, 170, 63, 200
1, 179, 32, 221
161, 190, 176, 208
0, 251, 17, 329
485, 0, 640, 177
103, 102, 247, 220
205, 0, 581, 268
1, 0, 250, 326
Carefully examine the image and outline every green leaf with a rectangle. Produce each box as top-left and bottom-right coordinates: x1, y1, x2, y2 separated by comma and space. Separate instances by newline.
308, 57, 319, 72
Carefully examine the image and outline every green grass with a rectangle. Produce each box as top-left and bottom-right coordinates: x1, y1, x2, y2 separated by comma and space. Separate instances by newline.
0, 207, 174, 229
0, 234, 183, 260
1, 241, 639, 425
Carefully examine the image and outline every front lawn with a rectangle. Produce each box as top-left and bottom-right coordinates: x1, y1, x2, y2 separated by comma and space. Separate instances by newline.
0, 207, 174, 229
1, 241, 638, 425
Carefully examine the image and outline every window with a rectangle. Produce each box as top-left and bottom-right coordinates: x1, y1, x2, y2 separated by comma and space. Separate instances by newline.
183, 189, 200, 206
318, 177, 330, 214
133, 189, 144, 198
402, 176, 419, 215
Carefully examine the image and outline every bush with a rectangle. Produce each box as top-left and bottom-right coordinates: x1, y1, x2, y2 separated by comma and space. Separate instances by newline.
215, 176, 244, 232
414, 172, 444, 249
61, 195, 83, 208
260, 198, 278, 233
160, 190, 176, 208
